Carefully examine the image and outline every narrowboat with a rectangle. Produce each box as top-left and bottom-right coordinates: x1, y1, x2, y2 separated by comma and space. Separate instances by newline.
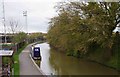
30, 46, 41, 60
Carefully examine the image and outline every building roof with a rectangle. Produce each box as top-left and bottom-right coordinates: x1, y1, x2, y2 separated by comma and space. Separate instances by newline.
0, 50, 13, 56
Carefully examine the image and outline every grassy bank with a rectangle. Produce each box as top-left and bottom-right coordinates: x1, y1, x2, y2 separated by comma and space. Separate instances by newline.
84, 48, 119, 71
13, 43, 27, 75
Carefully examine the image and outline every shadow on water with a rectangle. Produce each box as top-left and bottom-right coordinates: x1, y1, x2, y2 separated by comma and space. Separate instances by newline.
35, 43, 118, 75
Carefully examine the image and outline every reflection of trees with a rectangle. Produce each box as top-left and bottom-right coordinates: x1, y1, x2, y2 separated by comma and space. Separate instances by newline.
49, 47, 84, 75
49, 48, 69, 75
49, 48, 60, 75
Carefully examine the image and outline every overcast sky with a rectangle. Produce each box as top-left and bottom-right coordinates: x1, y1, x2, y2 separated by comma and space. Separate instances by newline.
0, 0, 119, 33
0, 0, 63, 33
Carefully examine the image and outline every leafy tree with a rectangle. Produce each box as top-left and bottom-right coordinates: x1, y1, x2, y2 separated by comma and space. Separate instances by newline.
47, 1, 120, 59
13, 32, 27, 43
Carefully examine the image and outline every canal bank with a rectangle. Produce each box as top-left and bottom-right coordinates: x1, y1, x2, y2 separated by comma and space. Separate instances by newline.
35, 43, 118, 75
49, 44, 119, 72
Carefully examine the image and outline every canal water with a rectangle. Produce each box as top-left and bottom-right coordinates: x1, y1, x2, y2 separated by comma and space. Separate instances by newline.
35, 43, 118, 75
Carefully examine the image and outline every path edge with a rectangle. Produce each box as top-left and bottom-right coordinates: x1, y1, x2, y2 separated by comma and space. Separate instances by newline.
29, 54, 46, 75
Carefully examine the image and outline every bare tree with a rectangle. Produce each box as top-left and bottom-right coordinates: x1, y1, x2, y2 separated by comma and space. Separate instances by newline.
8, 19, 22, 34
7, 19, 23, 52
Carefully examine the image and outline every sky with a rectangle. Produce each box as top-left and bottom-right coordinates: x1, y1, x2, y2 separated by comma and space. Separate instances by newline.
0, 0, 119, 33
0, 0, 62, 33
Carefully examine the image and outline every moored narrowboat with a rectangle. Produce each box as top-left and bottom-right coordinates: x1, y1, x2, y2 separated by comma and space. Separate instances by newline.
30, 45, 41, 60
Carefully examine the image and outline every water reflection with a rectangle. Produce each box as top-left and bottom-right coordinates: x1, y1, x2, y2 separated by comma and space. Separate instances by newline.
36, 43, 118, 75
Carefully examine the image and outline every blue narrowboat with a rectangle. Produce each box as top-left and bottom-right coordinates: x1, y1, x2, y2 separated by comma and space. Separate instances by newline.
30, 46, 41, 60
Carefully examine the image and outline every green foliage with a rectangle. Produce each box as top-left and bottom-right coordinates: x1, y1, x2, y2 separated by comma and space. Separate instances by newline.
28, 32, 46, 43
12, 32, 27, 43
47, 2, 120, 69
28, 32, 43, 39
2, 57, 12, 64
13, 54, 19, 75
48, 2, 119, 53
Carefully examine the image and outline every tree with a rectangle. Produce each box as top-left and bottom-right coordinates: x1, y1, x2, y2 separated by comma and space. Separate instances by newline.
7, 19, 25, 52
47, 1, 120, 58
8, 19, 22, 34
7, 19, 23, 43
13, 32, 27, 43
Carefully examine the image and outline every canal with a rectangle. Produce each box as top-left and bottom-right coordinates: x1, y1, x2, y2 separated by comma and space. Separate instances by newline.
35, 43, 118, 75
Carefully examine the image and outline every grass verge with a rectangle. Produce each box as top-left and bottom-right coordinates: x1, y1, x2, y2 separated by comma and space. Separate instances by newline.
13, 43, 28, 75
